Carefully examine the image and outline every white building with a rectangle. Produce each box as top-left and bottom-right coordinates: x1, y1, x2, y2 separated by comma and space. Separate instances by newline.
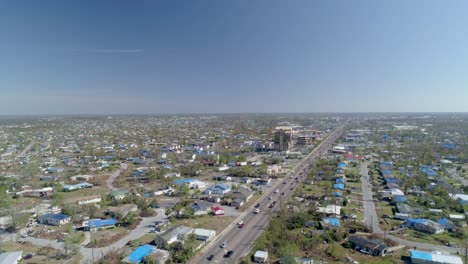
254, 250, 268, 263
193, 228, 216, 241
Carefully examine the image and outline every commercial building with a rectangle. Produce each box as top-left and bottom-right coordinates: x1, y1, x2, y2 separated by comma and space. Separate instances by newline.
274, 127, 293, 152
38, 213, 71, 226
254, 250, 269, 263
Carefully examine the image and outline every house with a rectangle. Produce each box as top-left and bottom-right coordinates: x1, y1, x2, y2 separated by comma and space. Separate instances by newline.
203, 184, 231, 195
0, 251, 23, 264
106, 204, 138, 219
173, 178, 207, 189
191, 201, 213, 216
256, 179, 271, 185
449, 193, 468, 205
254, 250, 269, 263
63, 182, 93, 192
76, 195, 102, 205
15, 187, 54, 197
239, 177, 252, 184
110, 189, 129, 200
349, 236, 389, 256
124, 245, 170, 264
231, 187, 254, 206
316, 205, 341, 216
70, 174, 94, 181
333, 183, 345, 190
157, 198, 182, 208
193, 228, 216, 241
436, 218, 456, 232
212, 207, 225, 216
404, 219, 445, 234
320, 217, 341, 229
38, 213, 71, 226
80, 218, 117, 231
409, 250, 463, 264
155, 225, 194, 246
154, 186, 174, 196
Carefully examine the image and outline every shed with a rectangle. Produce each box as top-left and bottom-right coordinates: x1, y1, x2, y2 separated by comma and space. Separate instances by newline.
254, 250, 268, 263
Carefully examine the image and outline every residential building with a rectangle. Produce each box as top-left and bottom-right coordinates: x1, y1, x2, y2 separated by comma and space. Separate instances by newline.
80, 218, 117, 231
320, 217, 341, 229
63, 182, 93, 192
38, 213, 71, 226
404, 219, 445, 234
154, 225, 194, 246
231, 187, 254, 207
191, 201, 213, 216
348, 236, 389, 256
203, 183, 231, 195
110, 189, 129, 200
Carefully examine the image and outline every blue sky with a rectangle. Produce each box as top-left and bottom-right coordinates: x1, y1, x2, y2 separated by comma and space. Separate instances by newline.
1, 0, 467, 114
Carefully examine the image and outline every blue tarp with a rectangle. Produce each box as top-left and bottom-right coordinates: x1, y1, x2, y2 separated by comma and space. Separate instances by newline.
409, 250, 432, 261
337, 162, 347, 168
323, 217, 341, 227
336, 169, 344, 174
335, 178, 345, 184
381, 170, 392, 175
128, 245, 156, 263
174, 178, 195, 185
333, 183, 345, 190
394, 195, 408, 203
437, 218, 450, 225
333, 192, 342, 197
88, 218, 117, 228
407, 218, 430, 224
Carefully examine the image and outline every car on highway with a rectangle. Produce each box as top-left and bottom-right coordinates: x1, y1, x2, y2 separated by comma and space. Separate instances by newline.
290, 187, 294, 190
207, 255, 215, 261
224, 250, 234, 258
268, 203, 274, 208
239, 223, 245, 228
220, 242, 227, 248
281, 192, 285, 195
268, 196, 272, 200
237, 220, 244, 225
255, 203, 260, 208
275, 189, 279, 193
254, 208, 260, 214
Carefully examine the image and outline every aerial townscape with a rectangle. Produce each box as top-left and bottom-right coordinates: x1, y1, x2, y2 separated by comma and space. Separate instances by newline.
0, 113, 467, 264
2, 1, 468, 264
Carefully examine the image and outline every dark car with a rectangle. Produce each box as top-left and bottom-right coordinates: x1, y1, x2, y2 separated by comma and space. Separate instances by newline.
207, 254, 215, 261
281, 192, 285, 195
255, 203, 260, 208
239, 223, 245, 228
224, 250, 234, 258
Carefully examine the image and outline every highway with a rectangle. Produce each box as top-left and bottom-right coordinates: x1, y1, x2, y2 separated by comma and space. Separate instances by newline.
190, 124, 347, 264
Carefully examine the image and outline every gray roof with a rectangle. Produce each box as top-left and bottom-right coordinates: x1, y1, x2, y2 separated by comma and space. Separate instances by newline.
0, 251, 23, 264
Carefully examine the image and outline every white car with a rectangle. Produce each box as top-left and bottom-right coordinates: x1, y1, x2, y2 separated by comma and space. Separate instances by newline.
220, 242, 227, 248
274, 189, 279, 193
254, 209, 260, 214
237, 220, 244, 226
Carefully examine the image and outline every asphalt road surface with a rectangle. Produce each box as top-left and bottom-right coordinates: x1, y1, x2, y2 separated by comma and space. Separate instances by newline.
190, 124, 347, 264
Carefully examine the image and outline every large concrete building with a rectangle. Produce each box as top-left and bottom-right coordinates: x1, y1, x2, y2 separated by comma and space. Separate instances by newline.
274, 126, 293, 152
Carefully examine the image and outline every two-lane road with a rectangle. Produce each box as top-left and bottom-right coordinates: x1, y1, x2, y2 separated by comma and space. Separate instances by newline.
190, 124, 347, 264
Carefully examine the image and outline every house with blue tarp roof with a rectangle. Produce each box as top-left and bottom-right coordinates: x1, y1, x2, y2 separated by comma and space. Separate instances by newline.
385, 178, 400, 184
437, 218, 456, 231
381, 170, 392, 175
421, 166, 438, 177
380, 161, 393, 166
203, 183, 231, 195
336, 169, 344, 174
394, 195, 408, 203
321, 217, 341, 228
125, 245, 169, 263
337, 162, 347, 168
335, 178, 345, 184
38, 213, 71, 226
404, 218, 445, 234
81, 218, 117, 231
334, 192, 342, 197
174, 178, 196, 185
333, 183, 345, 190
